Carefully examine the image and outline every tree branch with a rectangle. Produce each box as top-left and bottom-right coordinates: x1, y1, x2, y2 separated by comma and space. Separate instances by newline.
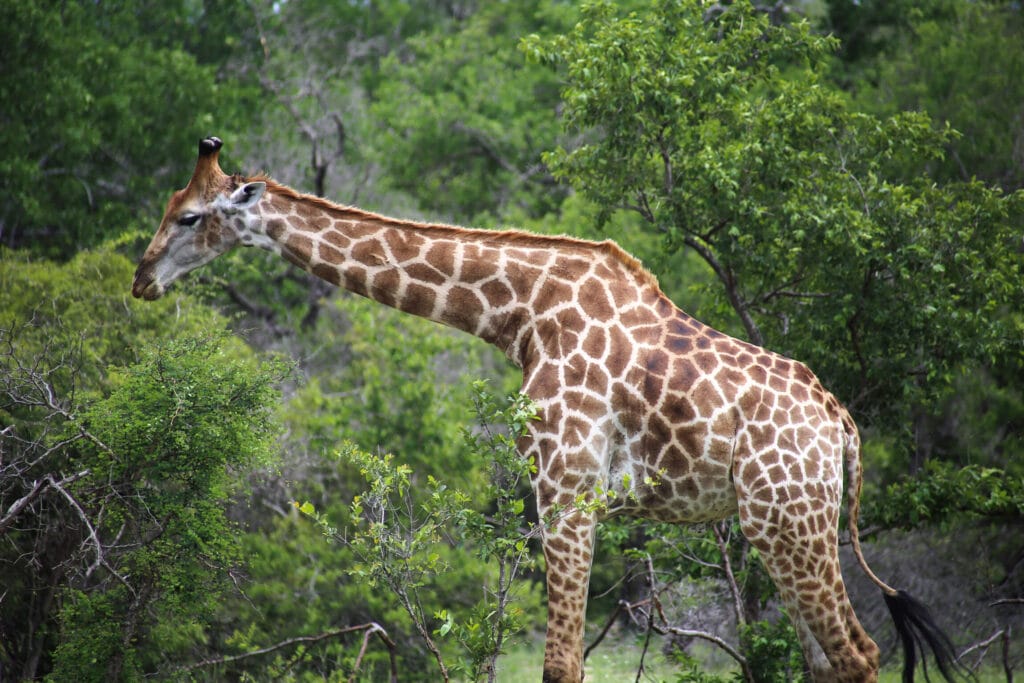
681, 235, 763, 345
584, 555, 753, 680
990, 598, 1024, 607
47, 471, 104, 576
451, 121, 519, 175
177, 623, 398, 682
0, 469, 91, 535
663, 626, 749, 668
584, 599, 626, 661
713, 522, 746, 631
635, 555, 659, 683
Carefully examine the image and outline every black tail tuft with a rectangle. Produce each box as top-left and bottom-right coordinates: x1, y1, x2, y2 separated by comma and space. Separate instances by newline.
883, 590, 974, 682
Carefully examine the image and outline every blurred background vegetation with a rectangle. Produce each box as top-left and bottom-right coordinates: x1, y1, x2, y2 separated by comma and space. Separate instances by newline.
1, 1, 1021, 680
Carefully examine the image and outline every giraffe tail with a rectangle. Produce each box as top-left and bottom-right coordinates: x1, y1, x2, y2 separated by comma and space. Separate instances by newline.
843, 424, 973, 683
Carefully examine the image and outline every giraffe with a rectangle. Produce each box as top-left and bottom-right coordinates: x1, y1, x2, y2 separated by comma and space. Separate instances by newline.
133, 137, 964, 683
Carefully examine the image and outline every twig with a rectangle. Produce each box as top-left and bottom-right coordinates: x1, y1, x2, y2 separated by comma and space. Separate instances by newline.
991, 598, 1024, 607
350, 623, 399, 683
0, 478, 51, 534
647, 574, 752, 677
47, 472, 103, 576
635, 555, 659, 682
1002, 627, 1013, 683
584, 600, 626, 660
177, 623, 398, 682
583, 574, 752, 678
713, 522, 747, 627
663, 625, 749, 667
959, 629, 1004, 671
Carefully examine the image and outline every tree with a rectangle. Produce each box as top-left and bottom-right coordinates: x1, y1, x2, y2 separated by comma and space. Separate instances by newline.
370, 0, 575, 223
294, 383, 542, 683
0, 248, 285, 680
827, 1, 1024, 191
522, 0, 1024, 439
5, 1, 1020, 679
0, 2, 261, 257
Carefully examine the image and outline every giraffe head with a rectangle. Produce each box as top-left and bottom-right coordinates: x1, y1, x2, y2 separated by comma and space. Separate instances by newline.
132, 137, 267, 300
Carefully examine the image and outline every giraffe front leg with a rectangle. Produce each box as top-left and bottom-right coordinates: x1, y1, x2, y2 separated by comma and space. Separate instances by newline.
538, 504, 597, 683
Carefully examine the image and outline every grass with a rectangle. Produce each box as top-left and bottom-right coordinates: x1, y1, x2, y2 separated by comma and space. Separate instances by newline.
491, 635, 1011, 682
492, 635, 681, 682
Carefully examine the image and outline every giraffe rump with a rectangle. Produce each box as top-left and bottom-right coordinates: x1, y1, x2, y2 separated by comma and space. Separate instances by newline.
883, 590, 974, 683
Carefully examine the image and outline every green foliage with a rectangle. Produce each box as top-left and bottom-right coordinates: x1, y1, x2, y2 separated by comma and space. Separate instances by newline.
823, 0, 961, 64
282, 294, 501, 493
88, 334, 284, 492
0, 247, 285, 680
296, 384, 542, 682
737, 618, 805, 683
0, 248, 222, 392
195, 299, 515, 682
669, 654, 732, 683
372, 0, 574, 222
829, 1, 1024, 191
0, 2, 260, 257
865, 462, 1024, 531
47, 333, 286, 681
524, 0, 1024, 436
50, 591, 138, 683
871, 3, 1024, 189
447, 383, 539, 681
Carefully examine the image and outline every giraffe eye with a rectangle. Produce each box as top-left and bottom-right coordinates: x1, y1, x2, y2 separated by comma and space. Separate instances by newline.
179, 213, 201, 228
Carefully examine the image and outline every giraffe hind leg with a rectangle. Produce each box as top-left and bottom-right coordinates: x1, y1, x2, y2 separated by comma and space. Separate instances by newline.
790, 611, 836, 682
756, 538, 879, 682
738, 500, 880, 682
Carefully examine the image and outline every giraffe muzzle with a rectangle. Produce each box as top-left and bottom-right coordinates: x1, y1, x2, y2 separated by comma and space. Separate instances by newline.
131, 267, 163, 300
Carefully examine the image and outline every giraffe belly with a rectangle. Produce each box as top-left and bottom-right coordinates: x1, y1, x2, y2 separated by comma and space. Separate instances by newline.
612, 473, 739, 524
603, 439, 739, 524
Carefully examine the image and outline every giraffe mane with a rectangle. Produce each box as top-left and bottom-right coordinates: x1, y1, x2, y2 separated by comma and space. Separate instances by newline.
249, 175, 662, 291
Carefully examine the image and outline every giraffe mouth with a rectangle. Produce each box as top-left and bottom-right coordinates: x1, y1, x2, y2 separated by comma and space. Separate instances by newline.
131, 269, 164, 300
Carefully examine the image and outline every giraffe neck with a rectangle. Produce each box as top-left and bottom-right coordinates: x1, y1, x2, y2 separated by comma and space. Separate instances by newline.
250, 180, 660, 368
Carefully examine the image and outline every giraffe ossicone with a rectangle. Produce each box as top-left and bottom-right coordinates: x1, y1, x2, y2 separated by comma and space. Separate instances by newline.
133, 138, 965, 683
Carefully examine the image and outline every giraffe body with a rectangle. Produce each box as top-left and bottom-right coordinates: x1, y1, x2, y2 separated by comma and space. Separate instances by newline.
133, 138, 962, 683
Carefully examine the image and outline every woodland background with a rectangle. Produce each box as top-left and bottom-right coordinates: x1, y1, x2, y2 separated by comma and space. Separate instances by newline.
1, 1, 1022, 681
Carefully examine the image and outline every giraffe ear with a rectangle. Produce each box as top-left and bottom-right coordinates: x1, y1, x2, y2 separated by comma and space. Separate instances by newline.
227, 182, 266, 210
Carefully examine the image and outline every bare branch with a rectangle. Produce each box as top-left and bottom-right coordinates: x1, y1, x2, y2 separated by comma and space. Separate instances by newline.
584, 599, 627, 661
0, 469, 90, 535
0, 478, 49, 534
47, 471, 103, 576
676, 234, 763, 345
958, 628, 1003, 661
658, 129, 674, 198
584, 551, 753, 680
585, 594, 751, 674
756, 289, 831, 304
990, 598, 1024, 607
177, 623, 398, 682
350, 623, 399, 683
663, 625, 748, 666
635, 555, 659, 683
713, 522, 747, 628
